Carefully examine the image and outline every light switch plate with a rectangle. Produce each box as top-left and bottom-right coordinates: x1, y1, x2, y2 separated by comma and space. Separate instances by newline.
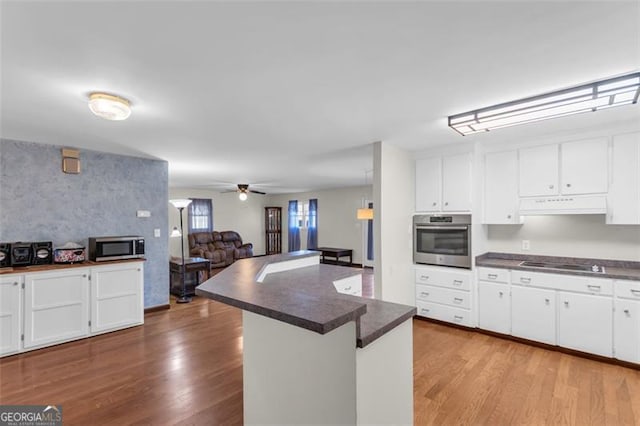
522, 240, 530, 251
137, 210, 151, 218
154, 228, 161, 237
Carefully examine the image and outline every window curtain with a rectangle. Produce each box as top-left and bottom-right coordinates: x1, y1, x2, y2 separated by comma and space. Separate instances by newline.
307, 198, 318, 250
367, 202, 374, 261
288, 200, 300, 252
188, 198, 213, 233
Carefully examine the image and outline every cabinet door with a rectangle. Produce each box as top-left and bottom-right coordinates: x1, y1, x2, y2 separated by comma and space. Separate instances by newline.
415, 157, 441, 212
24, 269, 90, 349
614, 299, 640, 363
478, 281, 510, 334
561, 138, 608, 195
558, 292, 613, 357
607, 132, 640, 224
442, 153, 471, 211
484, 150, 520, 224
511, 285, 556, 345
91, 262, 144, 334
519, 144, 559, 197
0, 276, 22, 356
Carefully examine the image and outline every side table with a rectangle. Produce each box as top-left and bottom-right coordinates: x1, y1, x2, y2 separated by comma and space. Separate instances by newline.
170, 257, 211, 297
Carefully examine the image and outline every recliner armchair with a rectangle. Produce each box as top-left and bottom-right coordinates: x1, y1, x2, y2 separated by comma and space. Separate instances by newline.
221, 231, 253, 260
188, 231, 253, 270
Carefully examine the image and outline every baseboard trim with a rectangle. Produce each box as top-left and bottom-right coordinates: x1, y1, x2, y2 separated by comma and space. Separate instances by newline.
415, 316, 640, 371
144, 304, 170, 314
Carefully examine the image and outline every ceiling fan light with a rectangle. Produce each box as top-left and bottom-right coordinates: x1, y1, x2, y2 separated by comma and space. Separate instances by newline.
238, 192, 248, 201
88, 92, 131, 121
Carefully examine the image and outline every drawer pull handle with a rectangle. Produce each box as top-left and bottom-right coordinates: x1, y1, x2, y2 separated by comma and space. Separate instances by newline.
545, 298, 550, 305
624, 309, 630, 316
548, 184, 554, 189
420, 292, 429, 297
83, 274, 87, 278
520, 277, 531, 283
587, 285, 601, 292
13, 281, 18, 286
344, 286, 351, 291
487, 274, 498, 279
432, 202, 437, 207
630, 289, 640, 296
454, 315, 464, 321
421, 275, 429, 280
421, 308, 430, 314
564, 301, 569, 308
499, 291, 504, 297
453, 279, 463, 285
453, 297, 463, 303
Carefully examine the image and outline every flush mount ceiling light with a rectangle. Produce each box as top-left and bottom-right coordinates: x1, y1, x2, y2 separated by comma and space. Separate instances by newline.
448, 72, 640, 136
88, 92, 131, 121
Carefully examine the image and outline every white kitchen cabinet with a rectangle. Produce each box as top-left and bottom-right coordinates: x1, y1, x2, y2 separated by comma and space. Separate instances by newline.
414, 265, 474, 327
90, 262, 144, 334
477, 281, 510, 334
614, 298, 640, 363
0, 275, 22, 356
483, 150, 521, 224
511, 285, 556, 345
23, 268, 90, 349
557, 291, 612, 357
415, 153, 471, 212
442, 153, 472, 211
607, 132, 640, 224
560, 138, 608, 195
415, 157, 441, 212
519, 144, 559, 197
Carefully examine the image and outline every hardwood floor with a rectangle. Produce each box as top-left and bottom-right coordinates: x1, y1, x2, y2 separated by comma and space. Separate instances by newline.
2, 280, 640, 425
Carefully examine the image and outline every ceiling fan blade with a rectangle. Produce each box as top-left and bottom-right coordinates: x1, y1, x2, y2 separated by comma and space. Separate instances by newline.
249, 190, 266, 195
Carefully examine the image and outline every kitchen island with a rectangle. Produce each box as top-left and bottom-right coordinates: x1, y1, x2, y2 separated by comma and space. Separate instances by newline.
196, 251, 416, 425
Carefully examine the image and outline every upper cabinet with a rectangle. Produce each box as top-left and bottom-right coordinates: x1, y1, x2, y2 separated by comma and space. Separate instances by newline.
484, 150, 521, 224
416, 153, 471, 212
519, 139, 608, 197
519, 144, 559, 197
607, 132, 640, 224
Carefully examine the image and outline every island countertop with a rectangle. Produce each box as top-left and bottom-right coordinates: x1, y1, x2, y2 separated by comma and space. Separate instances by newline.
195, 251, 416, 348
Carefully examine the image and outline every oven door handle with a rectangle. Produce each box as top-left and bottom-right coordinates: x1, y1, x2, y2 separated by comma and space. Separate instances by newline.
415, 226, 469, 231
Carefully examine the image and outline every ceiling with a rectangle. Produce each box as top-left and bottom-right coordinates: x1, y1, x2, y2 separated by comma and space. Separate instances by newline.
1, 1, 639, 193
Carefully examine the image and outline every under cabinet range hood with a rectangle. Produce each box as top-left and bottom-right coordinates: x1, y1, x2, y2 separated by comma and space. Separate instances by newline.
519, 195, 607, 215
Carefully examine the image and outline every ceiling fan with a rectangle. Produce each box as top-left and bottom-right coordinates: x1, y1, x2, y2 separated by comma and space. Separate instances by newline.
223, 184, 266, 201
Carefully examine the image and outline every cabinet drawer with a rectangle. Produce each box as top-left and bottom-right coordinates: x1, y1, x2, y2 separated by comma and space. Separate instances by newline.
511, 270, 613, 295
415, 267, 471, 291
615, 280, 640, 300
416, 301, 472, 327
477, 267, 509, 283
416, 284, 470, 309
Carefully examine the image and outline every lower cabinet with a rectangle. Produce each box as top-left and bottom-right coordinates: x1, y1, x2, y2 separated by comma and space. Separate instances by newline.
415, 265, 474, 328
614, 298, 640, 363
24, 269, 90, 349
511, 285, 557, 346
0, 275, 22, 356
91, 263, 144, 334
1, 261, 144, 357
557, 291, 613, 357
477, 281, 510, 334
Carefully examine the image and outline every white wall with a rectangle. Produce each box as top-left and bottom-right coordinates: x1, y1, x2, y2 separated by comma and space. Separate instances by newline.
487, 215, 640, 261
374, 141, 414, 304
267, 185, 373, 265
168, 188, 265, 258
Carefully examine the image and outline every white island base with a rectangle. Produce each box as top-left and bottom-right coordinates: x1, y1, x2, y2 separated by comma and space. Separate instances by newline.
243, 311, 413, 425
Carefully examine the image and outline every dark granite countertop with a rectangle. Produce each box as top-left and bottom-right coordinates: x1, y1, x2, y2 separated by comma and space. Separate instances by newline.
195, 251, 416, 348
476, 252, 640, 281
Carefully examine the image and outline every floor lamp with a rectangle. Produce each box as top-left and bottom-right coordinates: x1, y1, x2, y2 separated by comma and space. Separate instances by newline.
169, 199, 192, 303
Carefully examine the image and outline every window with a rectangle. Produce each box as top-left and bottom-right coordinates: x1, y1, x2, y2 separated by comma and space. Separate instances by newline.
296, 203, 309, 229
188, 198, 213, 233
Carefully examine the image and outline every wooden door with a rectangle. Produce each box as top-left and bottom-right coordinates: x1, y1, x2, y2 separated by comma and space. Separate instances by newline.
265, 207, 282, 255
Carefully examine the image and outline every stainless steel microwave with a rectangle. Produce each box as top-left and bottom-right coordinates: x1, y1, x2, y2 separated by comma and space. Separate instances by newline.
89, 236, 145, 261
413, 214, 471, 269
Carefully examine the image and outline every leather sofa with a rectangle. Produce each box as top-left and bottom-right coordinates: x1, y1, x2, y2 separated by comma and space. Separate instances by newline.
188, 231, 253, 269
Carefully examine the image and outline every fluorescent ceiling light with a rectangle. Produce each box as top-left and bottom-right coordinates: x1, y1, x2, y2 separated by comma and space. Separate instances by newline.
88, 92, 131, 121
448, 72, 640, 136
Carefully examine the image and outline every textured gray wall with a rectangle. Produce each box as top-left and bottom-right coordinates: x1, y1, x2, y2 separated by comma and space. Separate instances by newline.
0, 139, 169, 308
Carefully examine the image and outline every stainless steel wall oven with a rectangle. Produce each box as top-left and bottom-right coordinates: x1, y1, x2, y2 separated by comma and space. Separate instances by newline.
413, 214, 471, 269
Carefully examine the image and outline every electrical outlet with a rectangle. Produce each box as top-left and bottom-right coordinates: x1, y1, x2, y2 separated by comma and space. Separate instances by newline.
522, 240, 530, 251
154, 228, 161, 238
